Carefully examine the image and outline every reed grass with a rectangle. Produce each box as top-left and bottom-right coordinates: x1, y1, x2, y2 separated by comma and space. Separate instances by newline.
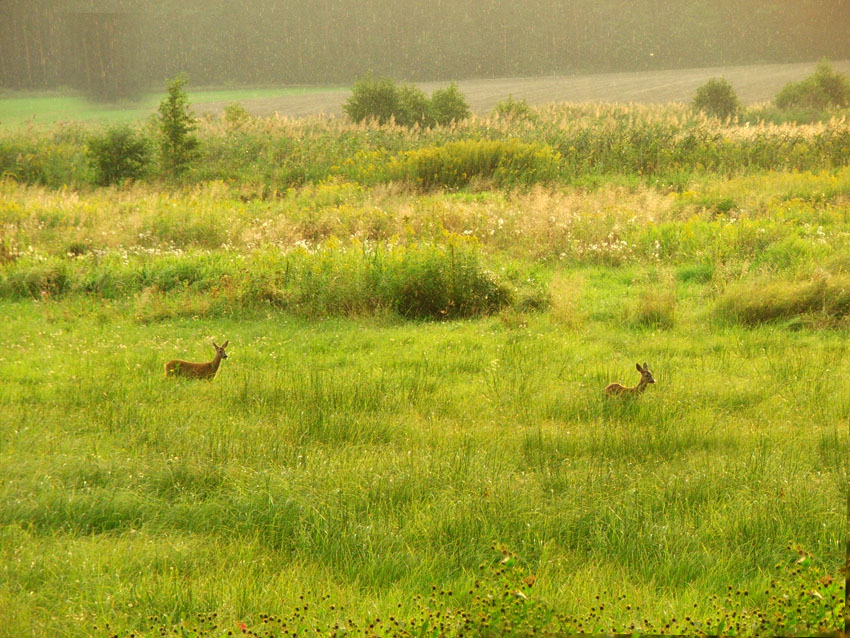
2, 102, 849, 188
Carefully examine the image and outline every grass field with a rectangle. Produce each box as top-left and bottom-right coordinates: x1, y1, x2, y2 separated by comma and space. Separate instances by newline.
0, 85, 848, 636
0, 86, 338, 129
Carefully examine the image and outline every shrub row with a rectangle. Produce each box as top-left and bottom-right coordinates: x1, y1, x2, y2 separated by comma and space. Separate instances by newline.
0, 238, 516, 320
343, 76, 471, 128
4, 63, 850, 190
775, 59, 850, 111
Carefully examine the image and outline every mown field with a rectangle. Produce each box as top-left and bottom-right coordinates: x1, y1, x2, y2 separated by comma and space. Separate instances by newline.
0, 93, 848, 637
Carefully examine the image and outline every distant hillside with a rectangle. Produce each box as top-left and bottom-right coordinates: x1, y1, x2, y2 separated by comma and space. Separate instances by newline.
191, 60, 850, 119
2, 0, 849, 99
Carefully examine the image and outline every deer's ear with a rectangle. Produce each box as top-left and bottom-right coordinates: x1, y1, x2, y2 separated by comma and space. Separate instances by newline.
636, 363, 643, 372
642, 362, 648, 370
212, 341, 219, 348
222, 340, 229, 348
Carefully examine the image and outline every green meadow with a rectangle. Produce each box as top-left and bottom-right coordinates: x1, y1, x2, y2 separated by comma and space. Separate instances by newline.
0, 86, 332, 129
0, 95, 847, 636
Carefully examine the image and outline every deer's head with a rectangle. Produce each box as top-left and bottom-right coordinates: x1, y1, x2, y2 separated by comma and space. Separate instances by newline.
636, 362, 655, 385
213, 340, 229, 359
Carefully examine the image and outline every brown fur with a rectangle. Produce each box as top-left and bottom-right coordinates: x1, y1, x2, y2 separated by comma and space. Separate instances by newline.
605, 362, 655, 396
165, 340, 229, 380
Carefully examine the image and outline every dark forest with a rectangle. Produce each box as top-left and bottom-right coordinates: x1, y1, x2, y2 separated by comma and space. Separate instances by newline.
2, 0, 849, 98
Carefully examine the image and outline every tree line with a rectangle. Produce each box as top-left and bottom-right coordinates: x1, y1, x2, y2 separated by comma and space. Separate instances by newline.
2, 0, 849, 99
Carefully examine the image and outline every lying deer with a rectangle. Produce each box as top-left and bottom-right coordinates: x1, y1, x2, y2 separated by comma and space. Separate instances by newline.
605, 362, 655, 396
164, 340, 229, 380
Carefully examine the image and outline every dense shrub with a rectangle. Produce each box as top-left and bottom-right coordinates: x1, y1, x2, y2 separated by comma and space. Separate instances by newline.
343, 76, 401, 125
775, 59, 850, 111
254, 238, 513, 319
401, 139, 561, 189
692, 77, 740, 119
396, 83, 431, 127
429, 82, 471, 125
374, 239, 511, 318
0, 125, 89, 186
344, 76, 470, 128
223, 102, 251, 126
86, 125, 151, 185
158, 74, 199, 177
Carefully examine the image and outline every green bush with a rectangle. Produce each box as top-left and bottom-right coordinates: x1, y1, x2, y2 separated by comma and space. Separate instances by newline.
692, 77, 740, 120
343, 75, 400, 125
775, 59, 850, 111
374, 239, 511, 318
265, 238, 512, 319
396, 83, 431, 127
158, 74, 199, 177
401, 139, 561, 189
0, 123, 93, 187
223, 102, 251, 126
344, 76, 470, 128
429, 82, 471, 125
85, 125, 151, 186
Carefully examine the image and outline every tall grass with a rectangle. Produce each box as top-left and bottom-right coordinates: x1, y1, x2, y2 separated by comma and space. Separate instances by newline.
399, 138, 561, 189
716, 271, 850, 326
4, 166, 850, 269
1, 102, 849, 189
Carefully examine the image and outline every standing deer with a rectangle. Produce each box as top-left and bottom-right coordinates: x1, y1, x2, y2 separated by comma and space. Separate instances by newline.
164, 340, 229, 379
605, 362, 655, 396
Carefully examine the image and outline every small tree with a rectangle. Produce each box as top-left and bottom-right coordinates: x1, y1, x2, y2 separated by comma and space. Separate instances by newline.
158, 74, 198, 177
343, 75, 400, 125
429, 82, 471, 126
86, 125, 151, 186
396, 83, 431, 127
692, 77, 740, 120
223, 102, 251, 126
